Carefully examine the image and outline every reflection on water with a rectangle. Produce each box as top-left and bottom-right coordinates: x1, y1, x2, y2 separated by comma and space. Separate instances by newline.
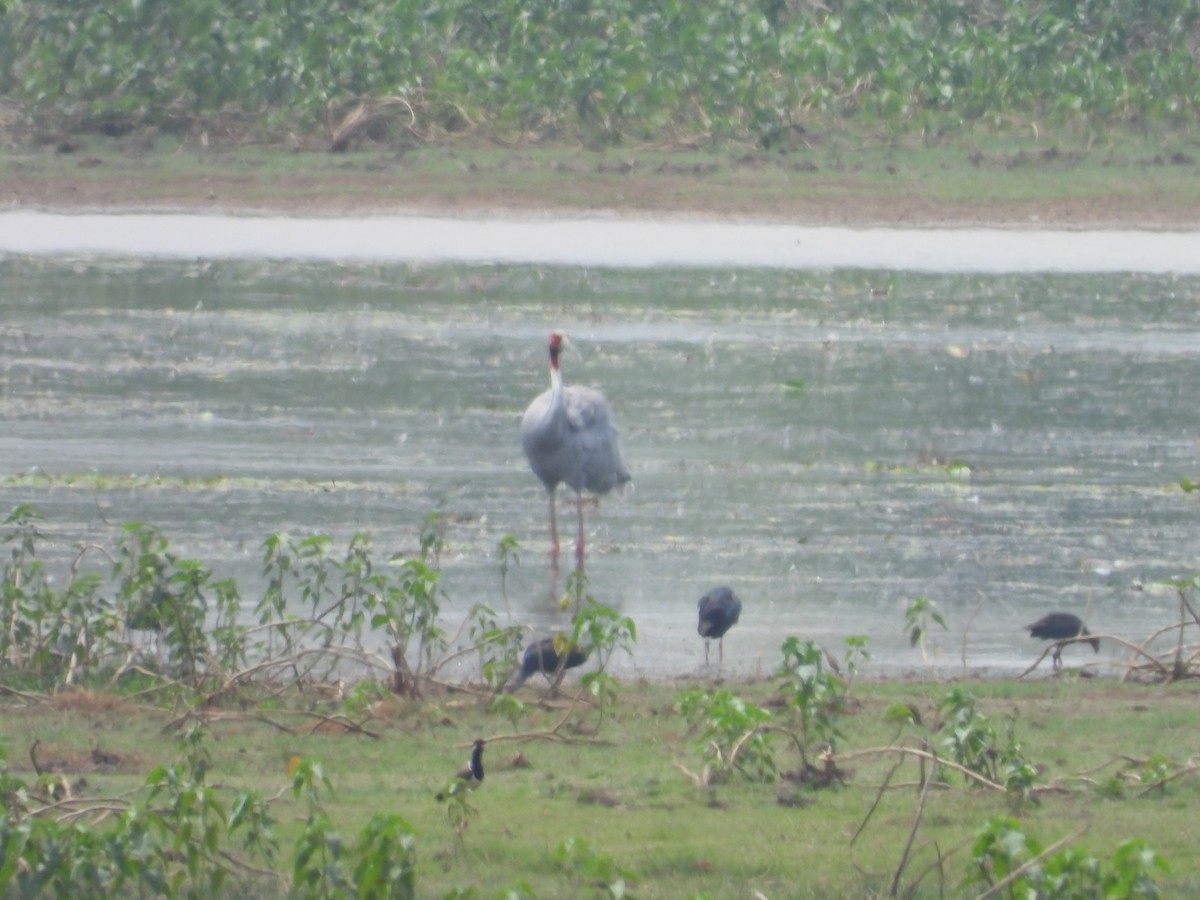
1, 257, 1198, 678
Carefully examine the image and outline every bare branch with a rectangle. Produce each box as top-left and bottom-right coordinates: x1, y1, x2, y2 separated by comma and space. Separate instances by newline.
890, 749, 936, 896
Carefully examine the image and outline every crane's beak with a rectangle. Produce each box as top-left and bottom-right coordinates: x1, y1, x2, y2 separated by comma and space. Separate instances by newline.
558, 332, 584, 362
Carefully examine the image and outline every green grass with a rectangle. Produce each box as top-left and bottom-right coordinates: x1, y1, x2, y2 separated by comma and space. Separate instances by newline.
5, 120, 1200, 225
6, 675, 1199, 897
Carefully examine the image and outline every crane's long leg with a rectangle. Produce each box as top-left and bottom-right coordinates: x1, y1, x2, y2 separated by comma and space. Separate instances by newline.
548, 490, 560, 561
575, 490, 586, 581
548, 490, 560, 603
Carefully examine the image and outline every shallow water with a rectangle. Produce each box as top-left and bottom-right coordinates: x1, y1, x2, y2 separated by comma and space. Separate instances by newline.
3, 210, 1200, 273
1, 232, 1199, 681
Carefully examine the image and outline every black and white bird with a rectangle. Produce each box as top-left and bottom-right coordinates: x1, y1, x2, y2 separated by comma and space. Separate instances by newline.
698, 586, 742, 667
508, 636, 590, 690
521, 331, 630, 586
435, 739, 486, 801
1027, 612, 1099, 670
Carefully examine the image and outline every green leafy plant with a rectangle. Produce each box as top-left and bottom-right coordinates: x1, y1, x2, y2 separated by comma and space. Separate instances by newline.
778, 637, 847, 763
555, 836, 635, 899
904, 596, 948, 668
462, 602, 525, 694
496, 534, 521, 615
677, 688, 776, 783
965, 816, 1169, 898
342, 679, 390, 717
418, 511, 446, 567
0, 726, 280, 898
842, 634, 871, 683
939, 686, 1000, 780
351, 556, 443, 697
2, 504, 115, 687
568, 595, 637, 726
350, 815, 418, 899
291, 755, 419, 898
142, 727, 278, 896
490, 692, 526, 730
2, 508, 522, 706
938, 687, 1036, 799
1140, 753, 1175, 794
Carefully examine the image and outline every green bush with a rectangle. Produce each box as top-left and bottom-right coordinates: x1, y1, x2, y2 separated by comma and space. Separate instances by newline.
2, 0, 1197, 143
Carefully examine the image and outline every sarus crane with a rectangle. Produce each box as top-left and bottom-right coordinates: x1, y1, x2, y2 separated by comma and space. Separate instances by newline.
521, 331, 629, 595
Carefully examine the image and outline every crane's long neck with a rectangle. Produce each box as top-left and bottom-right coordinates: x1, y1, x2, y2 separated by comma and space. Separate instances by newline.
549, 346, 564, 402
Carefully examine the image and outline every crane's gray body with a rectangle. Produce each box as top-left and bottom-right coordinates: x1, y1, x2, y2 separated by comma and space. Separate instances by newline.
521, 382, 629, 496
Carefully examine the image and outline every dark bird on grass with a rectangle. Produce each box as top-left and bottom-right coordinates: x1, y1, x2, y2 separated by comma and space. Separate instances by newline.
1027, 612, 1099, 670
435, 739, 486, 801
508, 636, 590, 690
698, 586, 742, 667
521, 331, 630, 592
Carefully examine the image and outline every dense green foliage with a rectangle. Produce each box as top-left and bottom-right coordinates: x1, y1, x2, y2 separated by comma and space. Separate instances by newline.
2, 0, 1198, 145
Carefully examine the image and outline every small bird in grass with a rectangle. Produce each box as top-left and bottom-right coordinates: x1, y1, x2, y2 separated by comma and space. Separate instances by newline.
508, 636, 590, 690
1027, 612, 1100, 670
435, 739, 486, 801
698, 586, 742, 668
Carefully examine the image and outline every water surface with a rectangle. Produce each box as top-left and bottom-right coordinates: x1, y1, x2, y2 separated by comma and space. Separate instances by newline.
1, 242, 1198, 681
4, 210, 1200, 273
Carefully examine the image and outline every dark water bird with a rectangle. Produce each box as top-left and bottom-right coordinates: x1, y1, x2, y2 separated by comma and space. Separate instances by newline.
508, 636, 590, 690
435, 739, 486, 801
521, 331, 630, 590
1027, 612, 1099, 670
698, 586, 742, 667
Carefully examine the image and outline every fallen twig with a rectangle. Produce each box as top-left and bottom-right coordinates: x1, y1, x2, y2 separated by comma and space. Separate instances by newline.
0, 682, 48, 704
1135, 761, 1200, 798
296, 710, 381, 739
837, 746, 1006, 793
891, 749, 936, 896
851, 756, 905, 847
163, 709, 298, 735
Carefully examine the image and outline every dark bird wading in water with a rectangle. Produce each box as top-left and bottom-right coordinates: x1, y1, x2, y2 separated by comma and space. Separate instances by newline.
1027, 612, 1099, 671
435, 739, 486, 801
521, 331, 630, 598
698, 586, 742, 668
507, 636, 590, 690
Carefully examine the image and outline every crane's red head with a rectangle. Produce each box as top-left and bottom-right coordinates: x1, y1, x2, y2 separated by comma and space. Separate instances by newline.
548, 331, 566, 368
